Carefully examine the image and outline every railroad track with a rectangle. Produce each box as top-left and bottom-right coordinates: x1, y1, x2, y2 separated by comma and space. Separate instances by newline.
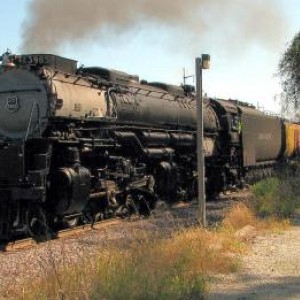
0, 202, 191, 253
1, 191, 247, 253
2, 218, 124, 253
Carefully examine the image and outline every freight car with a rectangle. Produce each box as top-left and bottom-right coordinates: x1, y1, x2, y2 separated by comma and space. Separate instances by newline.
285, 123, 300, 158
0, 52, 294, 240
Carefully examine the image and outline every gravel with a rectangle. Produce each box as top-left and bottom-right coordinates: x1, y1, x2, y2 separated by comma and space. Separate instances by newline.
208, 212, 300, 300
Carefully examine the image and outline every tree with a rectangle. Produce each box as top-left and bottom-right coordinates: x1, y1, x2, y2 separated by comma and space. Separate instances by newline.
279, 32, 300, 119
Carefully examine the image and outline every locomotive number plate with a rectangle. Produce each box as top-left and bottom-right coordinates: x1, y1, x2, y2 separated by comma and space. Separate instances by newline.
6, 96, 20, 113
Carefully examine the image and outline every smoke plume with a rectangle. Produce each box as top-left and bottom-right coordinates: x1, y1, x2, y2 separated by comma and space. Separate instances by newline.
21, 0, 285, 54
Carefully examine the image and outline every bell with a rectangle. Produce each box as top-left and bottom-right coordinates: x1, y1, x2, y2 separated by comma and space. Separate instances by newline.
2, 61, 16, 68
1, 52, 16, 69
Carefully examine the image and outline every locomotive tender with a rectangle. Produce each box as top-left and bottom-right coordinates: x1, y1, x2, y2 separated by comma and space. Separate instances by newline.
0, 51, 298, 239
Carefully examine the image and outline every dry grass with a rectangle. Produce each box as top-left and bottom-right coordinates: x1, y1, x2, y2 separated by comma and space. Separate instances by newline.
223, 203, 256, 230
223, 202, 289, 232
5, 200, 291, 299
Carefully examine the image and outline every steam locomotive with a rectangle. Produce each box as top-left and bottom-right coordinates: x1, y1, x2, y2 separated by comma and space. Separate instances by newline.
0, 52, 298, 240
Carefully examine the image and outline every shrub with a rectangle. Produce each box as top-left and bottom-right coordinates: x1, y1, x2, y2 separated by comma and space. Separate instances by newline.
252, 173, 300, 218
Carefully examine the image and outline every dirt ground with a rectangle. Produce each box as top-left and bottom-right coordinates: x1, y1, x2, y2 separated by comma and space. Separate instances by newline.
208, 211, 300, 300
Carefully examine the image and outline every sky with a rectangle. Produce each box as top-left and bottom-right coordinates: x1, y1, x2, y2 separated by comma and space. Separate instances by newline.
1, 0, 300, 114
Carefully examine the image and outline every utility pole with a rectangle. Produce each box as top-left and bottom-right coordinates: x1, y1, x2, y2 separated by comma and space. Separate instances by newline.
183, 68, 194, 87
195, 55, 210, 226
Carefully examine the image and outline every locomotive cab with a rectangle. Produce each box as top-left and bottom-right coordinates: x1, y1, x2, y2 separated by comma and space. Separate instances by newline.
208, 98, 243, 191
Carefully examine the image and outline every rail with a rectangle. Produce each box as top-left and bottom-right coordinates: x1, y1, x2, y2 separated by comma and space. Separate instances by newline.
2, 218, 123, 253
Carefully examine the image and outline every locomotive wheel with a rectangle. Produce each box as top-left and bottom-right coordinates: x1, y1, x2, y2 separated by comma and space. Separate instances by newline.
65, 217, 79, 228
82, 206, 105, 225
125, 193, 151, 216
81, 207, 94, 224
26, 207, 50, 242
137, 194, 151, 216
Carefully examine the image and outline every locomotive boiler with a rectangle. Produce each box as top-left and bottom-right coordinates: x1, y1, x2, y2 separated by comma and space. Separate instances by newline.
0, 51, 293, 240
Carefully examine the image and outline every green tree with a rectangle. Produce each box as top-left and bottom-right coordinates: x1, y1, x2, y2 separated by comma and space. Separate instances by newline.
279, 31, 300, 117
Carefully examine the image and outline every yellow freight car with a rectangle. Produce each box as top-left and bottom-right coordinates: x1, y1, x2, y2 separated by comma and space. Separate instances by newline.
285, 123, 300, 158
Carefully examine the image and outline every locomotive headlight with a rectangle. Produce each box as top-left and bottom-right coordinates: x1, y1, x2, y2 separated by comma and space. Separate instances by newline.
201, 54, 210, 70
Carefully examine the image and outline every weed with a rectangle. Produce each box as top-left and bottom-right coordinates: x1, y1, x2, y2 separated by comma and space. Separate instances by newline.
252, 172, 300, 218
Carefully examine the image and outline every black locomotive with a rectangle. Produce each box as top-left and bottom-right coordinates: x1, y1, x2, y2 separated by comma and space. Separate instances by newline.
0, 52, 286, 240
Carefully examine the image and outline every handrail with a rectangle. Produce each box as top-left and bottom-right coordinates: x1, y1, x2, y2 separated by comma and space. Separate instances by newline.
24, 102, 41, 141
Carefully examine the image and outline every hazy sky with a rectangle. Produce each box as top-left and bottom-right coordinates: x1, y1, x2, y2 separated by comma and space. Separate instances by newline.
1, 0, 299, 113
